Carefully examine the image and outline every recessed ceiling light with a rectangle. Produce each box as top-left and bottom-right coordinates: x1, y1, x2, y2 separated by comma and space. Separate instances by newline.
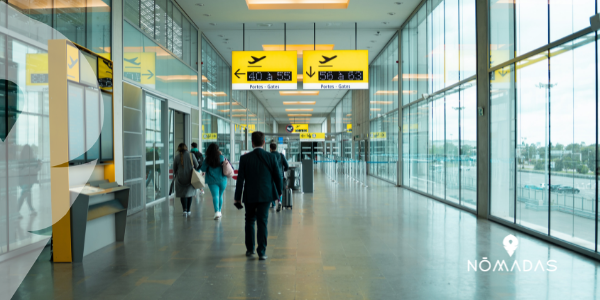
388, 12, 396, 15
218, 35, 223, 37
203, 13, 211, 16
224, 41, 228, 44
227, 47, 231, 49
288, 114, 312, 117
279, 91, 320, 96
382, 22, 389, 25
247, 0, 349, 10
370, 40, 376, 43
257, 23, 273, 27
285, 108, 314, 112
283, 101, 316, 105
395, 2, 403, 5
209, 22, 216, 26
263, 44, 334, 58
196, 3, 204, 6
366, 46, 372, 48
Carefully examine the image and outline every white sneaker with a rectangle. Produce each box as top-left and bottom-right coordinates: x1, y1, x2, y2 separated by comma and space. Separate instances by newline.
218, 211, 222, 218
187, 211, 191, 216
183, 212, 188, 217
214, 212, 219, 220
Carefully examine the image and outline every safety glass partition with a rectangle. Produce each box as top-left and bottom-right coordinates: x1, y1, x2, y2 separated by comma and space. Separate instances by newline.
145, 94, 167, 204
489, 0, 599, 252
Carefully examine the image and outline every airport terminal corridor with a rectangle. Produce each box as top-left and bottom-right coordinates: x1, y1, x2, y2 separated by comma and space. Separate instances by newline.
13, 171, 600, 300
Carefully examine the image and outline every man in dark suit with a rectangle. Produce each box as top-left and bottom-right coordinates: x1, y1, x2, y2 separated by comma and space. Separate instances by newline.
235, 131, 282, 260
269, 143, 289, 209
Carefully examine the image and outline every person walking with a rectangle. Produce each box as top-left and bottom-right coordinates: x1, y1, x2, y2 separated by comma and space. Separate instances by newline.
269, 143, 289, 210
235, 132, 282, 260
190, 142, 205, 194
200, 143, 228, 220
173, 143, 199, 217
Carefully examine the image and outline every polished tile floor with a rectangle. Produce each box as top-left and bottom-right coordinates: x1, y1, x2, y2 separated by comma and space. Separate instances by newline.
12, 171, 600, 299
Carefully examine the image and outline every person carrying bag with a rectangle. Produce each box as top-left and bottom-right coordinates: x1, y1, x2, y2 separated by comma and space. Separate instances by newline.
200, 143, 229, 220
173, 143, 199, 217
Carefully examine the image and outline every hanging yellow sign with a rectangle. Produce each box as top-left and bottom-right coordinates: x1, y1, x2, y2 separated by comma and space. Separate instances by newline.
66, 43, 80, 82
303, 50, 369, 90
232, 51, 297, 90
299, 133, 325, 141
98, 57, 113, 91
235, 124, 256, 133
370, 132, 387, 141
202, 133, 217, 141
346, 124, 352, 133
293, 124, 308, 133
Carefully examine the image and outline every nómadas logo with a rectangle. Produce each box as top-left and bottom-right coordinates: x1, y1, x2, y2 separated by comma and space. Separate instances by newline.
467, 234, 557, 272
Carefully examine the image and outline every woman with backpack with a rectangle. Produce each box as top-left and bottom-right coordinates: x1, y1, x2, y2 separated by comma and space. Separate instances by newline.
200, 143, 229, 220
173, 143, 199, 217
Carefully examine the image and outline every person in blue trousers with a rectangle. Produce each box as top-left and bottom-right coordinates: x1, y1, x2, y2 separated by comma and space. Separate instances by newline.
200, 143, 229, 220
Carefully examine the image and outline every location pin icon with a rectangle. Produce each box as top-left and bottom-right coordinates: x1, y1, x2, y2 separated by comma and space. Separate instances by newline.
503, 234, 519, 257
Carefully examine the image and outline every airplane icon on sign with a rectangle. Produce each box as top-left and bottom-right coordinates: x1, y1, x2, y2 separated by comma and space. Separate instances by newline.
124, 57, 141, 65
319, 55, 337, 64
248, 56, 266, 64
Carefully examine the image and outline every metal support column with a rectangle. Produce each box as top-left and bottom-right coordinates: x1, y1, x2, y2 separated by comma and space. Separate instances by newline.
397, 30, 402, 187
476, 0, 490, 219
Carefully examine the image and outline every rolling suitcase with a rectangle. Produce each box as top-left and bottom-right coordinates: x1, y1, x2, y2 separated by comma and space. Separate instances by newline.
281, 187, 293, 209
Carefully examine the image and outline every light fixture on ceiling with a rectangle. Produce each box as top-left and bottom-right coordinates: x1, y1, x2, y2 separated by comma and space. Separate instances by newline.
388, 12, 396, 15
285, 108, 314, 112
219, 109, 248, 112
202, 91, 227, 96
209, 23, 216, 26
246, 0, 350, 10
370, 108, 381, 111
370, 40, 376, 43
288, 114, 312, 117
395, 2, 403, 4
382, 22, 389, 25
196, 3, 204, 6
202, 75, 209, 82
257, 23, 273, 27
371, 101, 393, 104
366, 46, 372, 49
283, 101, 316, 105
203, 13, 211, 16
263, 44, 334, 58
279, 91, 320, 96
227, 47, 231, 49
297, 74, 303, 82
215, 102, 238, 106
218, 34, 223, 37
374, 91, 398, 95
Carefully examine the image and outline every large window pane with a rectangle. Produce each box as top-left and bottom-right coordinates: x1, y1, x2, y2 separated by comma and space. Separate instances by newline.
548, 34, 596, 250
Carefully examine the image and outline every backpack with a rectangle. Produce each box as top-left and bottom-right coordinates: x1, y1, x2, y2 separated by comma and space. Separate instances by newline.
193, 151, 204, 168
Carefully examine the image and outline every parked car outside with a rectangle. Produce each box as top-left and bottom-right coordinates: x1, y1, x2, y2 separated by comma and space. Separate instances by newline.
556, 186, 580, 194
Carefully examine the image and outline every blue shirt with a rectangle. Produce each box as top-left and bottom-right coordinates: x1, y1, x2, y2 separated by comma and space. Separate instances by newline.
200, 155, 228, 185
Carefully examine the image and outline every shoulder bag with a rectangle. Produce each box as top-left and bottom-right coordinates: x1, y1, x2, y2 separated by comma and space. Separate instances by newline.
222, 158, 234, 178
189, 153, 205, 189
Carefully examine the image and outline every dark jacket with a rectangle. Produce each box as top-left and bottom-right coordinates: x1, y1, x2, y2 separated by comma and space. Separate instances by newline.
191, 148, 203, 170
235, 148, 283, 203
173, 151, 199, 198
271, 151, 289, 178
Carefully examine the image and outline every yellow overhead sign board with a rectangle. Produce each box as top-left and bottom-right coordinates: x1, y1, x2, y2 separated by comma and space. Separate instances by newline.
124, 53, 156, 86
303, 50, 369, 90
370, 132, 387, 141
231, 51, 297, 90
202, 133, 217, 141
293, 124, 308, 133
235, 124, 256, 133
299, 133, 325, 141
346, 124, 352, 132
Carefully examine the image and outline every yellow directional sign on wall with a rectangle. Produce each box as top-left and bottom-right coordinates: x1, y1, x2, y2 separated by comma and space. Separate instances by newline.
232, 51, 297, 90
124, 53, 156, 87
26, 53, 49, 87
66, 43, 80, 82
303, 50, 369, 90
299, 133, 325, 141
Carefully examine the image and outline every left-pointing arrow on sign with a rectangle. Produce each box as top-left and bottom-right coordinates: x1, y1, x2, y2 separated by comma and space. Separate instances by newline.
235, 69, 246, 79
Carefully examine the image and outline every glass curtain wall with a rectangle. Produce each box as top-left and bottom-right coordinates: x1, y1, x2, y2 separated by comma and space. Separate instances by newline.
123, 0, 197, 69
368, 34, 399, 183
123, 22, 198, 105
145, 94, 167, 204
6, 0, 112, 58
400, 0, 476, 207
489, 0, 598, 251
202, 36, 231, 118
